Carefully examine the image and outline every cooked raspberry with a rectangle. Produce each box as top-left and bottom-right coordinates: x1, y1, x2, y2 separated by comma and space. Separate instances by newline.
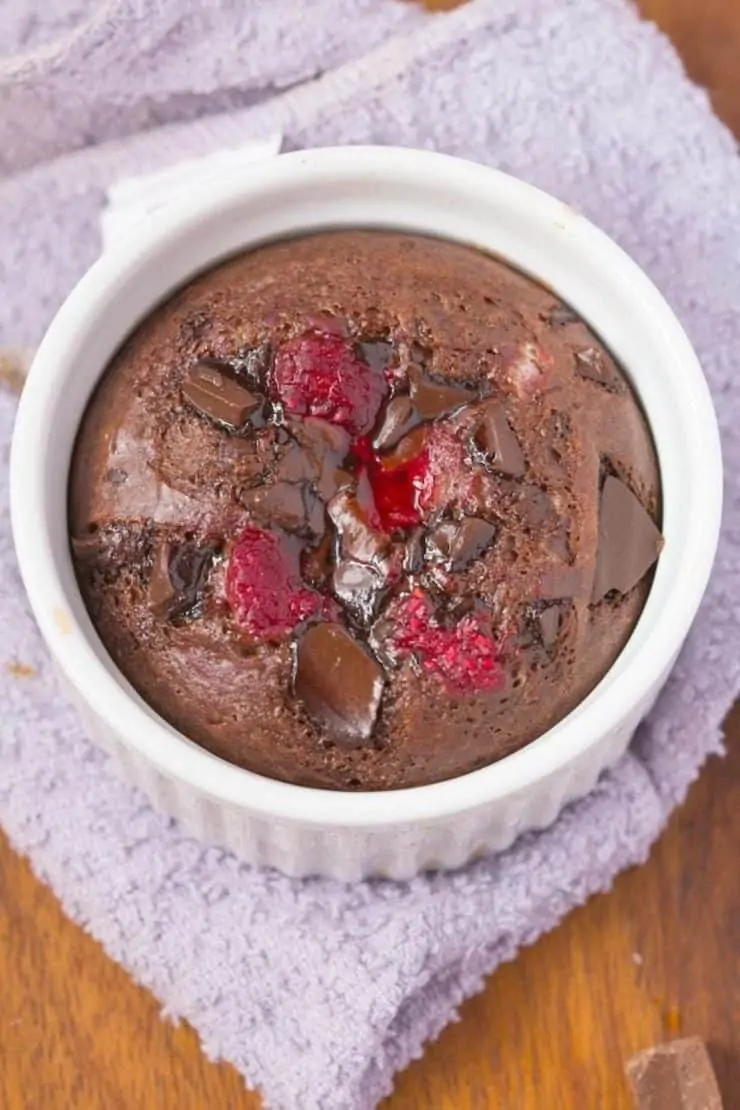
384, 589, 502, 693
226, 526, 325, 640
352, 429, 430, 533
366, 446, 430, 531
272, 331, 387, 435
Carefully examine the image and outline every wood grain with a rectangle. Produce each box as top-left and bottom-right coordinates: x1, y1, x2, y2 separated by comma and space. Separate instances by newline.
2, 2, 739, 1107
640, 0, 740, 137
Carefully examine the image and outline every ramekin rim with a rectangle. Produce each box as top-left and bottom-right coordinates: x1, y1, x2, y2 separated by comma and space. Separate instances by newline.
10, 146, 723, 828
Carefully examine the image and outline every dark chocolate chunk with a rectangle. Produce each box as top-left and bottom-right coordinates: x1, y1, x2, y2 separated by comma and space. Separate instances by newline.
409, 366, 474, 420
327, 488, 396, 621
372, 395, 419, 451
276, 443, 315, 484
295, 416, 351, 459
474, 400, 525, 477
358, 339, 394, 374
241, 482, 308, 533
626, 1037, 723, 1110
287, 417, 352, 502
592, 476, 662, 602
293, 622, 385, 745
574, 347, 626, 393
148, 539, 175, 612
543, 304, 579, 327
182, 360, 261, 429
403, 528, 425, 574
426, 517, 497, 571
302, 534, 334, 589
423, 522, 458, 566
167, 540, 215, 622
332, 559, 387, 628
328, 488, 392, 568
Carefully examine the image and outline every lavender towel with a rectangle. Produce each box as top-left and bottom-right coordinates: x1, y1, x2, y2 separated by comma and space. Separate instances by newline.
1, 1, 739, 1107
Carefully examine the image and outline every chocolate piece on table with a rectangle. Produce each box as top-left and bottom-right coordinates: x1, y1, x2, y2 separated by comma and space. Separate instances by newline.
373, 395, 419, 451
148, 538, 175, 611
426, 517, 497, 571
474, 399, 525, 477
626, 1037, 723, 1109
592, 476, 662, 602
182, 359, 261, 429
408, 366, 474, 420
574, 347, 626, 393
294, 622, 385, 744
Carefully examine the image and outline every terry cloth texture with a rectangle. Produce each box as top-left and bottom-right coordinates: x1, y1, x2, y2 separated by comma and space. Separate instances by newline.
1, 1, 738, 1107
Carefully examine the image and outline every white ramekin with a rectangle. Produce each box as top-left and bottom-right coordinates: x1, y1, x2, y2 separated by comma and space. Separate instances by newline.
11, 147, 722, 880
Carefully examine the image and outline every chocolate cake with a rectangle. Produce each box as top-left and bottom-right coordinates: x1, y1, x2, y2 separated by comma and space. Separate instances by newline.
69, 231, 662, 790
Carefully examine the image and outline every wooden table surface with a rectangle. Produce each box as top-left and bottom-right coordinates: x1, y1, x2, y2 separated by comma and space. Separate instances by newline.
1, 2, 739, 1107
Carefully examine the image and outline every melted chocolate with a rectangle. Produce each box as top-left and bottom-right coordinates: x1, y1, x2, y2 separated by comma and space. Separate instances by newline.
474, 399, 525, 477
592, 476, 662, 601
182, 359, 261, 429
293, 622, 385, 745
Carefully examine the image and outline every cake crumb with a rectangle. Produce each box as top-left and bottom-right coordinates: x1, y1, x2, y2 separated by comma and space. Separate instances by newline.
53, 608, 73, 635
0, 348, 33, 394
5, 660, 37, 678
